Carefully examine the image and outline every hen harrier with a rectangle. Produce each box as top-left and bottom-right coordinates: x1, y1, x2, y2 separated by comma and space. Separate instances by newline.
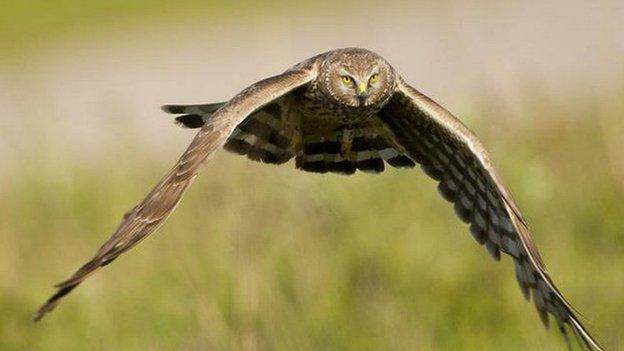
35, 48, 602, 350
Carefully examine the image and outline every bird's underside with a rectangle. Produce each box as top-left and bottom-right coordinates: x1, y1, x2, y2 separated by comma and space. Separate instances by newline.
35, 48, 603, 350
168, 96, 417, 175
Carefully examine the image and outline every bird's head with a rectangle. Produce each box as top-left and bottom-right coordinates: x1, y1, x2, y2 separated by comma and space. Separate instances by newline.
319, 48, 395, 107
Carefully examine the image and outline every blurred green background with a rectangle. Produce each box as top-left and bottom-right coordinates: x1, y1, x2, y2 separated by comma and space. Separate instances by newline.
1, 1, 623, 350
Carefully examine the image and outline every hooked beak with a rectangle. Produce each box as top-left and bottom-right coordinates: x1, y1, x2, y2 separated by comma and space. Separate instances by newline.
356, 83, 368, 105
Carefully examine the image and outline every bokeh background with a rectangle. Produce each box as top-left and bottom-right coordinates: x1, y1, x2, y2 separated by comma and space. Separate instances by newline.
1, 1, 623, 350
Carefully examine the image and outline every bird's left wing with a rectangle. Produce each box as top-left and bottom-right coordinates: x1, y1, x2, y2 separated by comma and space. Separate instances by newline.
34, 64, 317, 322
377, 76, 603, 350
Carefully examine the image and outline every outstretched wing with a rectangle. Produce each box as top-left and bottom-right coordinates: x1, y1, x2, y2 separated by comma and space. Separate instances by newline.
34, 64, 317, 321
377, 77, 603, 350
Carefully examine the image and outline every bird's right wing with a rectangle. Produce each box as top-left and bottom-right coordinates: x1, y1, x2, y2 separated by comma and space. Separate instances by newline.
34, 63, 317, 322
376, 76, 603, 350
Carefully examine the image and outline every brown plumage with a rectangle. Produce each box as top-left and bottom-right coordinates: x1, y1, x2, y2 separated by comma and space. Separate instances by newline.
35, 48, 603, 350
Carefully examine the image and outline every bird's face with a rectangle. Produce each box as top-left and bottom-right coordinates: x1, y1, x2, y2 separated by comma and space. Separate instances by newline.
320, 50, 395, 107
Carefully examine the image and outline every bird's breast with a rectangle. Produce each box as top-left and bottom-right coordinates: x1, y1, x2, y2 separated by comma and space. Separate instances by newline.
294, 84, 381, 124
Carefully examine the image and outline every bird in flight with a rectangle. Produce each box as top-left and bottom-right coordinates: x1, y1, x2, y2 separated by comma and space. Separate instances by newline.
35, 48, 602, 350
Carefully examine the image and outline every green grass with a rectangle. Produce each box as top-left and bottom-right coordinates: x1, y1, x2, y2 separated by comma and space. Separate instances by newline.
0, 0, 293, 58
2, 99, 623, 350
0, 0, 364, 58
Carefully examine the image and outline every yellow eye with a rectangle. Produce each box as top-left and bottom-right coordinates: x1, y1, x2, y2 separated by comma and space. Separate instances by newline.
341, 76, 353, 86
369, 73, 379, 83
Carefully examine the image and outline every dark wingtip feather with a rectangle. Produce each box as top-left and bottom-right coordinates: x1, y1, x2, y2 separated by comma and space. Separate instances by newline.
517, 280, 530, 300
161, 105, 187, 114
356, 158, 385, 173
485, 240, 501, 261
437, 182, 458, 202
326, 160, 356, 175
538, 307, 550, 328
453, 199, 473, 223
387, 155, 416, 168
33, 283, 79, 322
420, 164, 444, 180
469, 223, 487, 245
301, 161, 329, 174
224, 138, 252, 155
175, 115, 205, 129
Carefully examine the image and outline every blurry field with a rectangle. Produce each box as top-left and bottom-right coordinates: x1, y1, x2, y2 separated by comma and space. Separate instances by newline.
2, 95, 623, 350
1, 1, 624, 350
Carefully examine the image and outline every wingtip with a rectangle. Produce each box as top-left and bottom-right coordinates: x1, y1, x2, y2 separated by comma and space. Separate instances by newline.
33, 282, 81, 323
32, 310, 45, 323
32, 312, 42, 323
569, 317, 605, 351
161, 105, 185, 114
32, 300, 56, 323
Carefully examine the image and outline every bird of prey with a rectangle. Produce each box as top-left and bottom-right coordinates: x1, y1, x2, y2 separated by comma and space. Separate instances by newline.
35, 48, 602, 350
